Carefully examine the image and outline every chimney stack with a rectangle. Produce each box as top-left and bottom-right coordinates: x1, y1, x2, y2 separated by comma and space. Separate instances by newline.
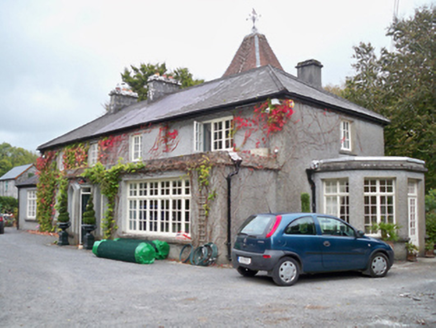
296, 59, 323, 89
147, 74, 181, 102
108, 82, 138, 113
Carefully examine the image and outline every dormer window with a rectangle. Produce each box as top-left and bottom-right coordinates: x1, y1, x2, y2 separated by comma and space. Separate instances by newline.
340, 120, 352, 152
131, 134, 143, 162
194, 116, 233, 152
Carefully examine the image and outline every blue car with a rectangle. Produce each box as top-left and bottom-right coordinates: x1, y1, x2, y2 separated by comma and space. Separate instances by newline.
232, 213, 394, 286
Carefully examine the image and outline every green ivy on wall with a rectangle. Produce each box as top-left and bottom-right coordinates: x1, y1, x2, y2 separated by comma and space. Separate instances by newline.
81, 160, 146, 239
36, 151, 59, 231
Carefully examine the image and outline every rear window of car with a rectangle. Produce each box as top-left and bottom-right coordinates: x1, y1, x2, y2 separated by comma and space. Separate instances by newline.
239, 214, 274, 235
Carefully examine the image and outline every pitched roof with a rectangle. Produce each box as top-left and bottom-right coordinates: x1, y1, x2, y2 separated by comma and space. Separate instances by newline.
223, 32, 283, 77
0, 164, 34, 181
38, 65, 389, 151
15, 174, 39, 188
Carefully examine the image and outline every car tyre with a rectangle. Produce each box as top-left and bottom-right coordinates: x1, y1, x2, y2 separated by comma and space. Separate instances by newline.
237, 266, 258, 277
369, 253, 389, 277
272, 257, 300, 286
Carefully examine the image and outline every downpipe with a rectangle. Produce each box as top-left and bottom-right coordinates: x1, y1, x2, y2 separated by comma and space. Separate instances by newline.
226, 156, 242, 262
306, 168, 316, 213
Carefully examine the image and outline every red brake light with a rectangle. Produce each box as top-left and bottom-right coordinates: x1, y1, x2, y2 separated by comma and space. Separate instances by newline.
266, 215, 282, 238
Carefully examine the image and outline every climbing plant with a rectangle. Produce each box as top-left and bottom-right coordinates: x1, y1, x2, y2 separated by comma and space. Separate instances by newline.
81, 160, 146, 239
233, 98, 295, 149
189, 155, 216, 219
36, 151, 59, 231
62, 143, 89, 170
55, 173, 70, 223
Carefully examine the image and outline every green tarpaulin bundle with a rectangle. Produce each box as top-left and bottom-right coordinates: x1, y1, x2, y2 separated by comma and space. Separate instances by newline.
92, 240, 156, 264
114, 238, 170, 260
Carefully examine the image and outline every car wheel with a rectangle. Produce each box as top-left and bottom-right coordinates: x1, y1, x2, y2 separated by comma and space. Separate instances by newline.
369, 253, 389, 277
272, 257, 300, 286
237, 266, 258, 277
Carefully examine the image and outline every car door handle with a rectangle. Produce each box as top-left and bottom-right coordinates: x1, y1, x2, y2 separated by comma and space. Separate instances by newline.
323, 241, 331, 247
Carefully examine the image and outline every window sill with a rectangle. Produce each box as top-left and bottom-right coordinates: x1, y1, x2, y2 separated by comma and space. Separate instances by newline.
120, 232, 192, 245
339, 150, 356, 156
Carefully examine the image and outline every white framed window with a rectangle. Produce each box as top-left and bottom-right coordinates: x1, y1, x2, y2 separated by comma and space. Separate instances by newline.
27, 190, 37, 219
194, 116, 233, 152
364, 179, 395, 234
323, 179, 349, 222
408, 181, 418, 241
340, 120, 352, 151
58, 151, 64, 171
130, 134, 142, 162
127, 178, 191, 236
88, 143, 98, 166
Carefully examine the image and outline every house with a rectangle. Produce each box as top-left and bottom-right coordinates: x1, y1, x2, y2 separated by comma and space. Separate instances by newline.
15, 175, 39, 230
36, 27, 426, 261
0, 164, 36, 199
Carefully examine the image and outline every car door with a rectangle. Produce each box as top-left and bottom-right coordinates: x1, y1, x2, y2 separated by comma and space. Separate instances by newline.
278, 216, 323, 272
316, 216, 368, 271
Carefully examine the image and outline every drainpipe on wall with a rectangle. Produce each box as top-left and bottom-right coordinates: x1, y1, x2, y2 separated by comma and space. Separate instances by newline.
306, 169, 317, 213
226, 151, 243, 261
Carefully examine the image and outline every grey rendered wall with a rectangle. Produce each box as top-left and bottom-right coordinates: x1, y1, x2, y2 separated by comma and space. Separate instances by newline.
266, 101, 385, 213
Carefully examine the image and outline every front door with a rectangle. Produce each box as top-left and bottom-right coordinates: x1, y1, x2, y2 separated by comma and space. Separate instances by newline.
408, 181, 419, 248
80, 187, 91, 244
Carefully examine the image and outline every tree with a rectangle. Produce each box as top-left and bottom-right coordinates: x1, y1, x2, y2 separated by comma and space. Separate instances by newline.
121, 63, 204, 101
0, 196, 18, 213
0, 143, 38, 177
344, 6, 436, 190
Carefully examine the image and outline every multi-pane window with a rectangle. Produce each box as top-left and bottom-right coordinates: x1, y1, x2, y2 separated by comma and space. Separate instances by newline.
127, 179, 191, 235
194, 117, 233, 152
324, 179, 349, 222
340, 120, 351, 151
131, 134, 142, 161
88, 143, 98, 166
58, 152, 64, 171
364, 179, 395, 234
27, 190, 37, 219
408, 181, 418, 238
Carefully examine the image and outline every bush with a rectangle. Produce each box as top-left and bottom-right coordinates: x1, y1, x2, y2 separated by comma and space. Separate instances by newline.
0, 196, 18, 213
426, 189, 436, 242
82, 194, 96, 225
301, 193, 310, 213
55, 177, 70, 223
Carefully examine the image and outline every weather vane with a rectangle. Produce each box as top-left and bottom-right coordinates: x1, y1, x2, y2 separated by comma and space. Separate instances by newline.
247, 8, 261, 33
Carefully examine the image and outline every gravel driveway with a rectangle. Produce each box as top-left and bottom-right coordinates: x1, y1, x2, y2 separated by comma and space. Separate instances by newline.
1, 228, 435, 328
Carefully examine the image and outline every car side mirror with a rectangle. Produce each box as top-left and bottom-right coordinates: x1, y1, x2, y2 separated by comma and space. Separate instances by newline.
356, 230, 365, 238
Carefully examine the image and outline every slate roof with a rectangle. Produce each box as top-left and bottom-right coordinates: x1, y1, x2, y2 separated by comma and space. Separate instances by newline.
223, 32, 283, 77
15, 174, 39, 188
38, 65, 389, 151
0, 164, 34, 181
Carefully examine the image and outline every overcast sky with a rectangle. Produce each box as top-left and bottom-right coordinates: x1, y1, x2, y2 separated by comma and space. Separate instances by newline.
0, 0, 434, 154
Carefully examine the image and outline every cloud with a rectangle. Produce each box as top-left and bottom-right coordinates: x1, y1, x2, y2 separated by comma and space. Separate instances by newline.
0, 0, 433, 153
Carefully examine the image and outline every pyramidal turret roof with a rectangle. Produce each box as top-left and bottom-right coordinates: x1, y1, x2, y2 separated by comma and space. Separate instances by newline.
223, 30, 283, 77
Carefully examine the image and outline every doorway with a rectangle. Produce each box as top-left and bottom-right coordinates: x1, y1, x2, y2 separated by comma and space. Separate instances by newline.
80, 187, 91, 244
408, 181, 419, 248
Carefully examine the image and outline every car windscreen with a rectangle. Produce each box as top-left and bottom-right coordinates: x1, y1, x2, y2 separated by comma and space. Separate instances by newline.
238, 214, 275, 236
